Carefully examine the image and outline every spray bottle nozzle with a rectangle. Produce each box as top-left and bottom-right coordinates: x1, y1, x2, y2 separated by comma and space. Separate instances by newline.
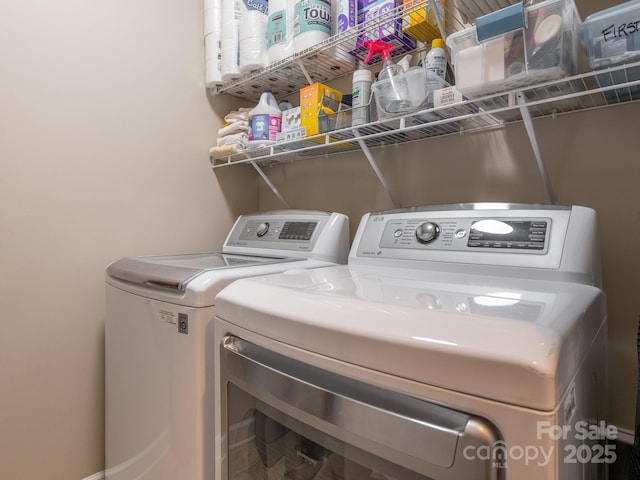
363, 40, 395, 65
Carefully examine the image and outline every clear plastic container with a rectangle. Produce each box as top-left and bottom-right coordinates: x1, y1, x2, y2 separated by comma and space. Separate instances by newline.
446, 0, 580, 98
579, 0, 640, 70
578, 0, 640, 100
372, 67, 448, 118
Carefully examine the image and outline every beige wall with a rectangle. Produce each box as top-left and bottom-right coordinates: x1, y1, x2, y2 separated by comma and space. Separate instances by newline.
0, 1, 255, 479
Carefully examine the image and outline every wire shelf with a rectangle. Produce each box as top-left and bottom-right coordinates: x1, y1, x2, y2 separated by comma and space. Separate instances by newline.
212, 2, 469, 101
211, 61, 640, 170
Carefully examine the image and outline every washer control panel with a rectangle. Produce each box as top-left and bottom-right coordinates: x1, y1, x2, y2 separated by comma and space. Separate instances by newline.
224, 210, 347, 256
237, 219, 318, 243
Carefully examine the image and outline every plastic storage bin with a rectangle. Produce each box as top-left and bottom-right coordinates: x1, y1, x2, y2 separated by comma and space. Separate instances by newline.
372, 67, 448, 119
579, 0, 640, 100
446, 0, 580, 98
453, 0, 521, 25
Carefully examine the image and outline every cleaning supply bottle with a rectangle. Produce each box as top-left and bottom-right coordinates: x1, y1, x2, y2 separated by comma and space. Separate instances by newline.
423, 38, 447, 82
364, 40, 410, 113
248, 90, 282, 147
351, 68, 372, 127
423, 38, 450, 105
279, 99, 293, 111
364, 40, 402, 81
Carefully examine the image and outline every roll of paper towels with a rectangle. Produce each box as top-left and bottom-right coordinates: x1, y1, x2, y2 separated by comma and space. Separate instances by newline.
221, 1, 241, 82
267, 0, 294, 64
331, 0, 356, 66
205, 32, 223, 87
293, 0, 332, 54
239, 2, 268, 74
204, 0, 221, 36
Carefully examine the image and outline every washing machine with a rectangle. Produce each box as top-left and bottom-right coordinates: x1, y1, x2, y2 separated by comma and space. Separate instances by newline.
213, 203, 608, 480
105, 210, 349, 480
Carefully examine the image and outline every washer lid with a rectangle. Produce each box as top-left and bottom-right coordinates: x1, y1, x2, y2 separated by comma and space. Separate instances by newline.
107, 252, 294, 291
215, 264, 606, 411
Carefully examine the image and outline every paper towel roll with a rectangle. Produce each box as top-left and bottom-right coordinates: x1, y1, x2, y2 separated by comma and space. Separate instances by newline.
267, 0, 294, 64
204, 0, 220, 36
221, 1, 241, 82
205, 32, 223, 87
239, 8, 268, 74
293, 0, 331, 54
330, 0, 356, 66
204, 6, 221, 36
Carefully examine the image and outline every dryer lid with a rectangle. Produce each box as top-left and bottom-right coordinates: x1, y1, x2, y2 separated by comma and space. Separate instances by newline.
107, 252, 296, 291
215, 264, 606, 411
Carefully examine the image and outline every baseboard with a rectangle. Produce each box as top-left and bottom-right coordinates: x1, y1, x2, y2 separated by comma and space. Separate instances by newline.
617, 426, 636, 446
82, 472, 104, 480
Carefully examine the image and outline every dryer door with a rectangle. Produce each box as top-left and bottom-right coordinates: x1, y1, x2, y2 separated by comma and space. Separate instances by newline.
220, 336, 504, 480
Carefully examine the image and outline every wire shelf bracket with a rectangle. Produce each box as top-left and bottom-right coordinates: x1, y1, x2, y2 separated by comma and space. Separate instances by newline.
516, 91, 556, 205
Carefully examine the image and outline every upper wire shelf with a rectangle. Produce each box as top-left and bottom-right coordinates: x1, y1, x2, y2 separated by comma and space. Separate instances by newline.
210, 61, 640, 169
211, 2, 469, 101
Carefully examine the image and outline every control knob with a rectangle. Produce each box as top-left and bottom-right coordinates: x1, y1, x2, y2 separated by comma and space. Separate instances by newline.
256, 222, 270, 237
415, 222, 440, 244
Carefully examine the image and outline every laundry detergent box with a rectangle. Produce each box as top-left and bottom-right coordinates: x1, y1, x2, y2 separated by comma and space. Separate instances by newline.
299, 83, 343, 137
402, 0, 445, 43
351, 0, 417, 62
276, 107, 305, 143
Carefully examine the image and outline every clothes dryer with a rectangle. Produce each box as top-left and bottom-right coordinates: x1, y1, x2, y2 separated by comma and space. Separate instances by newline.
105, 210, 349, 480
214, 203, 608, 480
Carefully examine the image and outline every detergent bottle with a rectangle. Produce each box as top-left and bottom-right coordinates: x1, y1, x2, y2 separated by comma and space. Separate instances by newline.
248, 90, 282, 147
364, 39, 410, 114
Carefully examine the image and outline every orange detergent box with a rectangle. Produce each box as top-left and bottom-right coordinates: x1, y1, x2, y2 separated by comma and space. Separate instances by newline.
299, 83, 343, 137
402, 0, 445, 42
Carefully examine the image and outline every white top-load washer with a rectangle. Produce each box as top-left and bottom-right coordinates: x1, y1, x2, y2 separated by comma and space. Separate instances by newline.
214, 203, 608, 480
105, 210, 349, 480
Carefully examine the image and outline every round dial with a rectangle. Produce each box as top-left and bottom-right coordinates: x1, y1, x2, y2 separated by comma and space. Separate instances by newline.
256, 222, 270, 237
415, 222, 440, 244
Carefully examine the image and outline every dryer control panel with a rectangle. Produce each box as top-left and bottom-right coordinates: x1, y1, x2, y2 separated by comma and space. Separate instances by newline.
379, 217, 550, 252
351, 203, 600, 286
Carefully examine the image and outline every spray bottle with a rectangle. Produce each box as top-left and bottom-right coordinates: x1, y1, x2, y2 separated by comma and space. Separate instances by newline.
364, 40, 410, 113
